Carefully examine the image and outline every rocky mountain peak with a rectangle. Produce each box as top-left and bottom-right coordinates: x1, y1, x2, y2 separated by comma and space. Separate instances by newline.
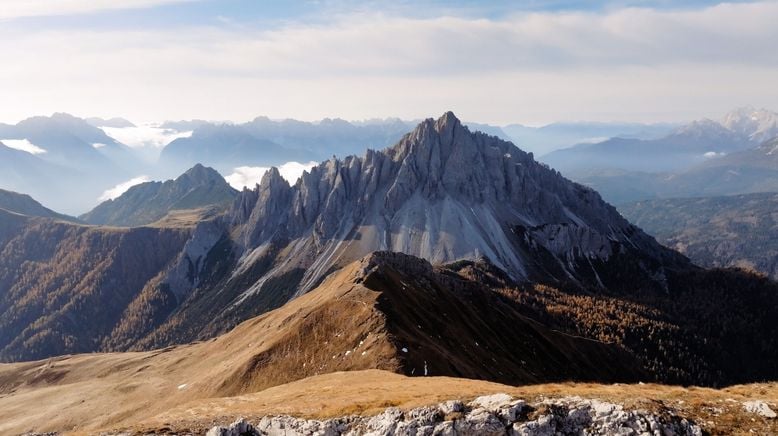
260, 166, 289, 190
431, 110, 462, 139
221, 111, 684, 297
178, 164, 226, 187
721, 107, 778, 142
385, 111, 530, 205
392, 111, 467, 160
81, 165, 237, 227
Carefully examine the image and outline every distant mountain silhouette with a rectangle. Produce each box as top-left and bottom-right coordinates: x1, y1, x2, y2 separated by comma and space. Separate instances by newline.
0, 188, 76, 221
81, 164, 237, 227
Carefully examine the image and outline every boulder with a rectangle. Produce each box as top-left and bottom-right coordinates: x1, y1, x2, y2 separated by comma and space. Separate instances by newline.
743, 400, 777, 419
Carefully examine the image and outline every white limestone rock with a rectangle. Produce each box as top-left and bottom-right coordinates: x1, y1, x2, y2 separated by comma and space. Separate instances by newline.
221, 394, 702, 436
206, 417, 257, 436
469, 394, 526, 422
743, 400, 777, 419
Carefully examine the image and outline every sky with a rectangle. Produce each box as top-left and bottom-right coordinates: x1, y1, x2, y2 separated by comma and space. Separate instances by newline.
0, 0, 777, 126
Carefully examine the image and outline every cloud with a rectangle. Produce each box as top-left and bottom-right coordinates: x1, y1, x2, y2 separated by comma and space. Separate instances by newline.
0, 2, 776, 124
1, 139, 47, 154
225, 161, 318, 190
98, 175, 151, 201
0, 0, 194, 20
100, 125, 193, 148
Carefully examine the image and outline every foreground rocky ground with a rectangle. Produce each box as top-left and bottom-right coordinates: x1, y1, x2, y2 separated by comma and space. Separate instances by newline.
205, 394, 704, 435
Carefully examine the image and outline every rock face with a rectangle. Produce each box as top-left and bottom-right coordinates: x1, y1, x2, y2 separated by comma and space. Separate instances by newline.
206, 394, 703, 436
80, 164, 238, 227
162, 218, 228, 301
225, 111, 685, 303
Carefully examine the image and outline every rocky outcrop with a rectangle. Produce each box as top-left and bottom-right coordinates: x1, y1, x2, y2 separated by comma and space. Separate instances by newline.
206, 394, 703, 436
207, 418, 258, 436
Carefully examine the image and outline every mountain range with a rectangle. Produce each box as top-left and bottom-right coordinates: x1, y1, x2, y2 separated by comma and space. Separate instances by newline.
0, 109, 683, 217
543, 113, 763, 174
574, 136, 778, 204
546, 108, 778, 204
504, 121, 676, 157
1, 113, 777, 391
0, 113, 145, 214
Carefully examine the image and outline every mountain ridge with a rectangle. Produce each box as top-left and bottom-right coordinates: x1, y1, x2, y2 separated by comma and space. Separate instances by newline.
80, 164, 238, 227
0, 188, 77, 222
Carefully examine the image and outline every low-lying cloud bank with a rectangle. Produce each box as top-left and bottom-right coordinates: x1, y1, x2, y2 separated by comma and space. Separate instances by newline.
98, 175, 151, 202
1, 139, 47, 155
100, 125, 192, 149
225, 161, 318, 190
